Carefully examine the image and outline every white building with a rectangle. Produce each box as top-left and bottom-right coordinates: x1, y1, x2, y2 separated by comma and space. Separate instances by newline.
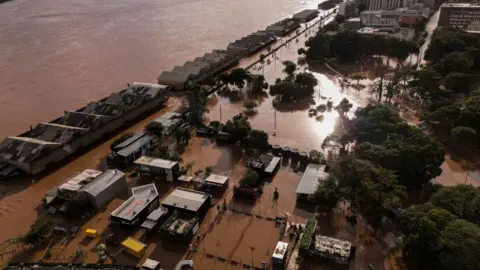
48, 169, 127, 209
368, 0, 403, 10
361, 10, 401, 27
339, 0, 357, 17
361, 8, 424, 28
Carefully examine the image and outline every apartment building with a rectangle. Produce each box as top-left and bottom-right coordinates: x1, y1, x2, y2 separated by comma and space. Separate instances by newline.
339, 0, 358, 17
361, 8, 424, 28
438, 3, 480, 27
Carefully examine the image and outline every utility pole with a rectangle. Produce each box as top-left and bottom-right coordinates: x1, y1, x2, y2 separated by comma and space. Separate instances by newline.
273, 110, 277, 136
219, 103, 222, 123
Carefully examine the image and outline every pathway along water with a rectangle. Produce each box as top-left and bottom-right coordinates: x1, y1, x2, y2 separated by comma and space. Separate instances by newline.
0, 0, 321, 138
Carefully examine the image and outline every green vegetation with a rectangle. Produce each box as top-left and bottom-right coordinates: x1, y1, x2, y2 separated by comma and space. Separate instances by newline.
400, 185, 480, 270
282, 60, 297, 78
308, 150, 325, 164
270, 69, 318, 102
243, 99, 258, 112
308, 175, 339, 210
410, 27, 480, 153
145, 122, 164, 138
351, 104, 444, 189
219, 68, 252, 89
246, 129, 269, 149
222, 113, 252, 141
299, 218, 317, 249
250, 74, 269, 93
335, 98, 353, 116
23, 220, 53, 247
239, 169, 260, 188
305, 30, 417, 64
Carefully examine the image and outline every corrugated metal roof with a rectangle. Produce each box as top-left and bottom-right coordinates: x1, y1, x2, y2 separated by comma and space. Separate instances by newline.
295, 164, 328, 195
162, 188, 210, 212
82, 169, 125, 197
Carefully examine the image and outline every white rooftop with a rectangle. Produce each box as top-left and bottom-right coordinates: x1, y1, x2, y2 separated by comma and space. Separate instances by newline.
111, 183, 159, 221
296, 164, 328, 195
205, 174, 229, 186
314, 235, 352, 258
58, 169, 103, 192
442, 3, 480, 8
83, 169, 125, 197
272, 241, 289, 260
134, 156, 178, 170
162, 188, 210, 212
142, 259, 160, 270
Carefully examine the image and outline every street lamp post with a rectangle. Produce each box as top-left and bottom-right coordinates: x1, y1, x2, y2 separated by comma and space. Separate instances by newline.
249, 246, 255, 268
465, 161, 480, 184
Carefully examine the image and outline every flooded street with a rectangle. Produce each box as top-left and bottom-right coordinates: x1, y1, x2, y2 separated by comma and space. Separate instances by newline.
206, 23, 365, 151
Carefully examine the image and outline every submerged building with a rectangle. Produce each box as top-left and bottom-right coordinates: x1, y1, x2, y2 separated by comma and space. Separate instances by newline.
110, 183, 159, 226
45, 169, 127, 210
0, 83, 168, 177
160, 188, 211, 237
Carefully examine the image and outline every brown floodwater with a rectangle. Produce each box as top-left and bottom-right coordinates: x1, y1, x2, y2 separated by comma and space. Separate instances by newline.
0, 0, 321, 139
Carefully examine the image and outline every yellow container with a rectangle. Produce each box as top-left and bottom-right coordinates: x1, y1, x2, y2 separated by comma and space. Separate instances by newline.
85, 228, 97, 238
121, 237, 146, 258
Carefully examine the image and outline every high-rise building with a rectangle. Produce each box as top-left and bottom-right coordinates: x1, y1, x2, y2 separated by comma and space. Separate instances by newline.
367, 0, 404, 10
438, 3, 480, 27
339, 0, 358, 17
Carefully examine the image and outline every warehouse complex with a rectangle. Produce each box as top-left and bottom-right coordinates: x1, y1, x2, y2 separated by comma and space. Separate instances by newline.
45, 169, 127, 210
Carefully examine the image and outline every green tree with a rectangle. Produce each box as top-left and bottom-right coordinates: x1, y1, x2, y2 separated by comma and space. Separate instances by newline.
145, 122, 164, 138
250, 75, 268, 93
309, 175, 339, 211
323, 21, 339, 32
335, 98, 353, 116
438, 219, 480, 270
239, 169, 260, 188
309, 150, 325, 164
228, 68, 252, 89
243, 99, 258, 112
352, 104, 445, 188
247, 129, 269, 149
259, 54, 266, 75
451, 126, 477, 145
334, 14, 345, 24
326, 100, 333, 111
23, 220, 53, 247
298, 48, 307, 55
316, 104, 327, 115
222, 113, 252, 140
332, 157, 405, 228
401, 205, 457, 267
204, 166, 213, 176
282, 60, 297, 78
295, 72, 318, 89
433, 51, 474, 76
209, 120, 222, 130
444, 72, 472, 95
430, 185, 480, 224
